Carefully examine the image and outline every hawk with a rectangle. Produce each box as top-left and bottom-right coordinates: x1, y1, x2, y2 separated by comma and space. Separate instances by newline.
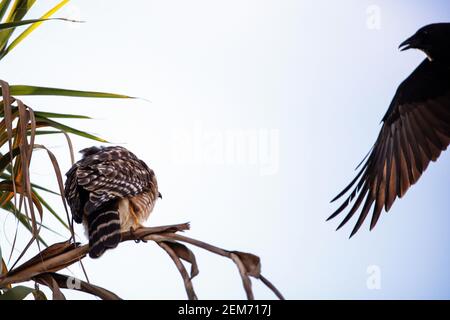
330, 23, 450, 237
64, 146, 161, 258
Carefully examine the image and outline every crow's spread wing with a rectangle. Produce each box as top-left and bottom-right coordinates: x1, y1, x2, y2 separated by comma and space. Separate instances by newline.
330, 59, 450, 237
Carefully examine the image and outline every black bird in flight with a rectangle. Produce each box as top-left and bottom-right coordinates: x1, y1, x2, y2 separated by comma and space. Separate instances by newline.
329, 23, 450, 237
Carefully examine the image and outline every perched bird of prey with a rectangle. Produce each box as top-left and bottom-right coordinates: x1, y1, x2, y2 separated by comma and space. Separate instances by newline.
330, 23, 450, 237
64, 146, 161, 258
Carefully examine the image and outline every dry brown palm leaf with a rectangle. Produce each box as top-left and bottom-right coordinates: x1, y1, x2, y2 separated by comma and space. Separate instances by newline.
0, 223, 284, 300
35, 273, 66, 300
34, 272, 121, 300
0, 80, 44, 269
158, 241, 198, 300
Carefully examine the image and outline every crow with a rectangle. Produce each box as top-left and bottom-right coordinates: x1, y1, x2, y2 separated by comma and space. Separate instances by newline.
329, 23, 450, 237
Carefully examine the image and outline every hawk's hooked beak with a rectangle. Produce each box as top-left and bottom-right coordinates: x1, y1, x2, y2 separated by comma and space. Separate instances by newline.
399, 35, 420, 51
158, 192, 163, 199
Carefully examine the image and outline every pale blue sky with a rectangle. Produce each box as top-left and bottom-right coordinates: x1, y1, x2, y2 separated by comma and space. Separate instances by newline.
1, 0, 449, 299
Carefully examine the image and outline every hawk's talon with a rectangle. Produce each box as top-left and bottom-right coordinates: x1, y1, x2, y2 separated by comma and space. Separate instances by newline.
129, 227, 140, 243
130, 226, 147, 243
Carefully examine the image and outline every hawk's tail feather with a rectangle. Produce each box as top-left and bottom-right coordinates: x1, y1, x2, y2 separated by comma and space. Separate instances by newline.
87, 201, 121, 258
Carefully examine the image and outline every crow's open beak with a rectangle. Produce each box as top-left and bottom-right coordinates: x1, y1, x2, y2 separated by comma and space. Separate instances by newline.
399, 35, 418, 51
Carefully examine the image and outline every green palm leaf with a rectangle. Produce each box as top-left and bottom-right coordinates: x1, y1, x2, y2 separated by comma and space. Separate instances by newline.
36, 116, 107, 142
0, 0, 68, 59
8, 85, 134, 99
0, 0, 13, 22
0, 17, 76, 30
34, 111, 91, 119
0, 285, 34, 300
0, 0, 36, 51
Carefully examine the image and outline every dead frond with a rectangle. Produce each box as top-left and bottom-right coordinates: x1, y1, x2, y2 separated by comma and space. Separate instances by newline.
0, 223, 284, 300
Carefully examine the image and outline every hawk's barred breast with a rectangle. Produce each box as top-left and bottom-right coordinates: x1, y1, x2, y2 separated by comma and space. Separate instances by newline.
64, 146, 160, 258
